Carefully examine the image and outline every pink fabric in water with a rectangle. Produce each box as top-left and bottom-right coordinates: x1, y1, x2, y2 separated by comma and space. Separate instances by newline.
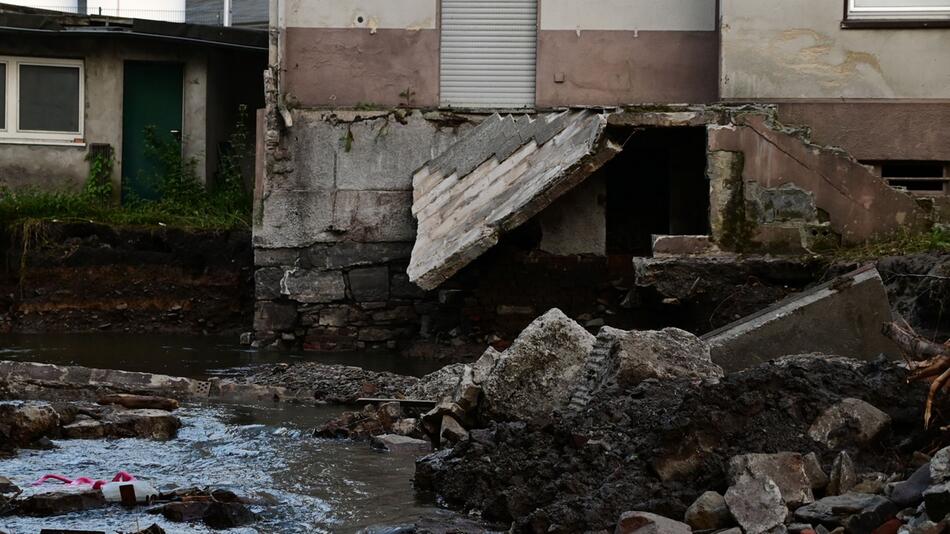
32, 471, 136, 489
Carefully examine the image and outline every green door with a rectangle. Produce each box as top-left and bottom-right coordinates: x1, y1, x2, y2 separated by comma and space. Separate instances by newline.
122, 61, 184, 202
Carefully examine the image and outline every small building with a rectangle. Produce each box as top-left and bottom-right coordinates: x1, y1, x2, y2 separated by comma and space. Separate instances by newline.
252, 0, 950, 354
0, 4, 266, 196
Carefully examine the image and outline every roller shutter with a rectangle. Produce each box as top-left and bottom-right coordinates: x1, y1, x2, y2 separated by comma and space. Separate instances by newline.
440, 0, 537, 109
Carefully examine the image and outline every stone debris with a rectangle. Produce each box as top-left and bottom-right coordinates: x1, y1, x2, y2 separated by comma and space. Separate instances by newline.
61, 408, 181, 441
804, 452, 830, 491
239, 361, 419, 403
97, 394, 180, 412
724, 473, 788, 534
614, 511, 692, 534
0, 401, 60, 450
828, 451, 859, 496
793, 494, 898, 533
729, 452, 815, 507
604, 326, 723, 387
16, 489, 107, 516
480, 308, 595, 421
808, 398, 891, 449
370, 434, 433, 455
684, 491, 733, 530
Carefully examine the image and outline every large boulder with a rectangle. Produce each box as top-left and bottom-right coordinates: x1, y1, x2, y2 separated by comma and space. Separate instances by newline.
604, 327, 723, 386
0, 401, 60, 447
481, 309, 595, 421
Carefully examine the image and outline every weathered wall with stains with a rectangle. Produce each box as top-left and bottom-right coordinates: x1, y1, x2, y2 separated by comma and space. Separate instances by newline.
280, 0, 718, 108
720, 0, 950, 99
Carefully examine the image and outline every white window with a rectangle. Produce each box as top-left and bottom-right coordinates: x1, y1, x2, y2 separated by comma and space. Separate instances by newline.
847, 0, 950, 21
0, 56, 83, 145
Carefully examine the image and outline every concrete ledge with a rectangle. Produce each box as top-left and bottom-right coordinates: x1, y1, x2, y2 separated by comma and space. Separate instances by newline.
701, 265, 900, 372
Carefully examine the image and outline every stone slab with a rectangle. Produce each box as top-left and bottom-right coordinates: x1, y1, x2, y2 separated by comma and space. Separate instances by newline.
701, 265, 899, 371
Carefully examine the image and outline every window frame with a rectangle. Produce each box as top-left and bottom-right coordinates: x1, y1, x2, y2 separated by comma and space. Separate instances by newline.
0, 55, 84, 145
843, 0, 950, 28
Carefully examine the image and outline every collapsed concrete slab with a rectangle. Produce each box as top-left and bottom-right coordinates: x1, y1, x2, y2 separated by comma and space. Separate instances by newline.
701, 265, 899, 371
408, 110, 621, 290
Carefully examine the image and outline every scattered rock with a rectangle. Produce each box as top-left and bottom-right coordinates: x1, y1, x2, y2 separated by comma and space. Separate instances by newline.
923, 482, 950, 521
406, 363, 466, 402
0, 401, 60, 448
828, 451, 858, 496
98, 394, 179, 412
240, 362, 418, 404
888, 463, 931, 506
0, 477, 19, 494
471, 347, 500, 384
370, 434, 432, 455
480, 308, 595, 421
684, 491, 733, 530
852, 473, 888, 495
603, 327, 723, 387
439, 415, 468, 446
615, 511, 692, 534
61, 409, 181, 440
126, 524, 166, 534
794, 494, 898, 532
725, 473, 788, 534
804, 452, 830, 491
930, 447, 950, 484
153, 500, 256, 529
729, 452, 815, 507
808, 398, 891, 449
17, 489, 106, 516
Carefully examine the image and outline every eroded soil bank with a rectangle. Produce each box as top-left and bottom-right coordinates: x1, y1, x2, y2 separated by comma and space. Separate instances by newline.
0, 221, 253, 335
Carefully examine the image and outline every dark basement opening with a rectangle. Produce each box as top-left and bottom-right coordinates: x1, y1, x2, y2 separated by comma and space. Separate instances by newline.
604, 126, 710, 255
876, 160, 949, 195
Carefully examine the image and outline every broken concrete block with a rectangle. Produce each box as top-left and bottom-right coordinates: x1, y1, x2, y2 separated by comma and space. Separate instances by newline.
18, 489, 107, 516
793, 494, 897, 532
604, 327, 723, 387
702, 265, 899, 371
808, 398, 891, 449
481, 309, 596, 421
615, 511, 692, 534
803, 452, 829, 492
98, 394, 179, 412
0, 401, 60, 447
370, 434, 432, 455
729, 452, 815, 507
439, 415, 468, 446
724, 473, 788, 534
827, 451, 858, 496
407, 363, 466, 402
409, 111, 620, 290
684, 491, 733, 530
651, 235, 722, 257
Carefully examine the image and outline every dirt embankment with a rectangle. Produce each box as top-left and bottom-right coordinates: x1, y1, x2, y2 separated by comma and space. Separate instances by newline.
415, 356, 940, 533
0, 221, 253, 335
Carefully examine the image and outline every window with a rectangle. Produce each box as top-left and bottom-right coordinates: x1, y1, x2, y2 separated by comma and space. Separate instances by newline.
844, 0, 950, 27
0, 56, 83, 144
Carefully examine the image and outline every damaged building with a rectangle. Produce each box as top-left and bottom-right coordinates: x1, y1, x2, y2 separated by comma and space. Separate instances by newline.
253, 0, 950, 354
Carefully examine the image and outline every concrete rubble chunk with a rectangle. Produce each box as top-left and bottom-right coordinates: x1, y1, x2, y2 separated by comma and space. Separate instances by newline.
370, 434, 432, 455
804, 452, 830, 491
793, 494, 898, 533
406, 363, 466, 402
408, 110, 620, 290
439, 415, 468, 446
0, 401, 60, 447
724, 473, 788, 534
480, 309, 596, 421
930, 446, 950, 484
98, 394, 179, 411
887, 463, 931, 507
701, 266, 900, 371
61, 408, 181, 441
18, 489, 107, 516
684, 491, 733, 531
827, 451, 858, 496
615, 511, 692, 534
729, 452, 815, 507
808, 398, 891, 449
603, 326, 723, 387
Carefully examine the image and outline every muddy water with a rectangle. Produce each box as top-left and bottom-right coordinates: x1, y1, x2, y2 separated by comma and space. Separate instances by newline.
0, 335, 477, 533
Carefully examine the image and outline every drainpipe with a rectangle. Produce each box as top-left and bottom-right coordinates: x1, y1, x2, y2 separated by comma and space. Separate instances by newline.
223, 0, 231, 26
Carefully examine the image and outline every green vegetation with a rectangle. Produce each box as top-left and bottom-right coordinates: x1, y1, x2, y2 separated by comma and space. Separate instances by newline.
834, 226, 950, 260
0, 106, 253, 230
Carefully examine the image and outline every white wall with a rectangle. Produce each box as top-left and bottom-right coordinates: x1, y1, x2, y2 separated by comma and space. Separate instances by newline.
540, 0, 716, 31
284, 0, 436, 29
721, 0, 950, 99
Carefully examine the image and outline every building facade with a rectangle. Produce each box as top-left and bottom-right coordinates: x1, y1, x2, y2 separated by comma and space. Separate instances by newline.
253, 0, 950, 352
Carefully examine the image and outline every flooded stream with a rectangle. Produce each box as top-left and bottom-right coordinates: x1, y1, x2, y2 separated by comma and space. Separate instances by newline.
0, 335, 478, 533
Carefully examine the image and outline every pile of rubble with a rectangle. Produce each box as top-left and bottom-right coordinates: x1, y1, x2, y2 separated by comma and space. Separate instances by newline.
1, 394, 182, 455
306, 306, 947, 534
237, 361, 419, 403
